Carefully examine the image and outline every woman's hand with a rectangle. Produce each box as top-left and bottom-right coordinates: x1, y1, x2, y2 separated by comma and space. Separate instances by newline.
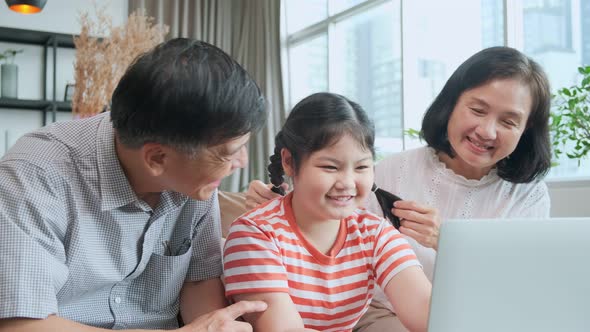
245, 180, 289, 210
392, 200, 441, 250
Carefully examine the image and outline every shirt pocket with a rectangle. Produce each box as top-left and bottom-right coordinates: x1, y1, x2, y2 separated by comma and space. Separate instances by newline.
140, 241, 192, 313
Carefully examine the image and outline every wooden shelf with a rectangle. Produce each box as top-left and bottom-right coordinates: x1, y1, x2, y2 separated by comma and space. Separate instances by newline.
0, 27, 77, 124
0, 27, 75, 48
54, 101, 73, 111
0, 98, 71, 111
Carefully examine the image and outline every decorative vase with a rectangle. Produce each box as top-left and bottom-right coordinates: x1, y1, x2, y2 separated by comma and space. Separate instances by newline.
1, 64, 18, 98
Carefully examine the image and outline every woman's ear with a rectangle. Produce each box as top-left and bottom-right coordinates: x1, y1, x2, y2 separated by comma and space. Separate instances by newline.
281, 148, 295, 177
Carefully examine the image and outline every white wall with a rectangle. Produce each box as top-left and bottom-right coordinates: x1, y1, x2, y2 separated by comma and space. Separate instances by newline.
0, 0, 128, 152
0, 0, 128, 34
548, 179, 590, 217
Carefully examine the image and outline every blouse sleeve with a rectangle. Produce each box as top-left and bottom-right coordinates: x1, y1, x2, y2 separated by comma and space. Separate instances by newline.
518, 181, 551, 218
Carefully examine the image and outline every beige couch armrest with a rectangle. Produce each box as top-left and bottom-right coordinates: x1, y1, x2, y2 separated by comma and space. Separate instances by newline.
218, 191, 249, 238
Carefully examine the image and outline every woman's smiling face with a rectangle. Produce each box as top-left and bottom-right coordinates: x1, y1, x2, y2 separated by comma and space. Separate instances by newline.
444, 78, 532, 179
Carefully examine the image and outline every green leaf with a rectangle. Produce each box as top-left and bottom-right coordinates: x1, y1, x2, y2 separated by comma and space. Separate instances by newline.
550, 66, 590, 165
403, 128, 422, 139
568, 98, 577, 110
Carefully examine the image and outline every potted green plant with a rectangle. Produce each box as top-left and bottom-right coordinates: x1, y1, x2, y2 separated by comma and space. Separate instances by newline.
550, 65, 590, 166
0, 48, 23, 99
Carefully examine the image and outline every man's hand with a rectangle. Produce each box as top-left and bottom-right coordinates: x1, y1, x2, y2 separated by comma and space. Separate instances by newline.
181, 300, 268, 332
245, 180, 288, 210
392, 200, 441, 250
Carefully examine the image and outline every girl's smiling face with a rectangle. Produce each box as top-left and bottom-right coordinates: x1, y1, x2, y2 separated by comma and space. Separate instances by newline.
284, 133, 374, 225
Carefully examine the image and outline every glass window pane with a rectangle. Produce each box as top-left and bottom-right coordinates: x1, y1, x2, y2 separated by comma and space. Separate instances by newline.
284, 0, 328, 34
288, 34, 328, 108
329, 0, 369, 15
402, 0, 504, 151
522, 0, 590, 178
331, 1, 402, 157
523, 0, 578, 90
482, 0, 505, 47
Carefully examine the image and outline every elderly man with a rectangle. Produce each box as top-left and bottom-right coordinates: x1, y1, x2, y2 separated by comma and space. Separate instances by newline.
0, 38, 267, 332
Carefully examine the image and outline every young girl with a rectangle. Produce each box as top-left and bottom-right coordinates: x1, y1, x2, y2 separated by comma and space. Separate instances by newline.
222, 93, 431, 332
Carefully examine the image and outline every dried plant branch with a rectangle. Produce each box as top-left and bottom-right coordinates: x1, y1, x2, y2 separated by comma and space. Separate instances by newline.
73, 6, 169, 118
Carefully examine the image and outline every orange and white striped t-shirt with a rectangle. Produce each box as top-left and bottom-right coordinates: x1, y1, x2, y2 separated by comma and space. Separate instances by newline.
223, 193, 420, 332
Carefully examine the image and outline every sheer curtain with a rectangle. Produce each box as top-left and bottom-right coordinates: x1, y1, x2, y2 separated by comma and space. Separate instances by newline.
128, 0, 286, 192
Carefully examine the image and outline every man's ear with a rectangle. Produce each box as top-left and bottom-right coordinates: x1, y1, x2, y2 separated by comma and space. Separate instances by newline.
141, 143, 167, 176
281, 148, 295, 177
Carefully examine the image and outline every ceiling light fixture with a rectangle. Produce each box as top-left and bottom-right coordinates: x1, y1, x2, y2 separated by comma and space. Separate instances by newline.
5, 0, 47, 14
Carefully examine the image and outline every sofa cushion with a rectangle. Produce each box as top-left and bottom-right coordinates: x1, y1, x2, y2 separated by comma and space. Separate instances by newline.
218, 191, 248, 238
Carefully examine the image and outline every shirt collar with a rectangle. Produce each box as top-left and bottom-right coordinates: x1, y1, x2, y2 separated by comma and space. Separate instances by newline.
96, 113, 139, 211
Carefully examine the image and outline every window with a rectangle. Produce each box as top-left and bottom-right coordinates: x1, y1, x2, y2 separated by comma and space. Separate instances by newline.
523, 0, 572, 54
284, 0, 327, 35
330, 0, 371, 14
330, 1, 401, 156
288, 34, 328, 108
519, 0, 590, 179
284, 0, 589, 179
401, 0, 504, 150
284, 0, 402, 158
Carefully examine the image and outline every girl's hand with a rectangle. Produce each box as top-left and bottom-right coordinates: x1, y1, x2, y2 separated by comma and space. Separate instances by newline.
392, 200, 441, 250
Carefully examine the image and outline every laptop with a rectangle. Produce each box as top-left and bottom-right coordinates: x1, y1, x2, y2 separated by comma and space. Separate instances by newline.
428, 218, 590, 332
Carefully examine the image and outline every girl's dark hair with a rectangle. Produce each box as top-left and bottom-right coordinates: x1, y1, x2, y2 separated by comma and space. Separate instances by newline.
421, 46, 552, 183
268, 92, 402, 228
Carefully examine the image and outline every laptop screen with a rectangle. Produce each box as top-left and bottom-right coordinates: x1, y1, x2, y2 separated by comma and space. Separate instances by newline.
428, 218, 590, 332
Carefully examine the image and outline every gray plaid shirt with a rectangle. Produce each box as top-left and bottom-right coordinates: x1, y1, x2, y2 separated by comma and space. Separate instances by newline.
0, 113, 223, 329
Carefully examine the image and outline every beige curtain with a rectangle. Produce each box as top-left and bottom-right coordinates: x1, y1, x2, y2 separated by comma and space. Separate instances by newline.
128, 0, 286, 192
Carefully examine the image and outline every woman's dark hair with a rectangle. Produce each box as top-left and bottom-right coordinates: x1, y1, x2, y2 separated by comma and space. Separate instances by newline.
421, 46, 551, 183
268, 92, 402, 228
111, 38, 266, 154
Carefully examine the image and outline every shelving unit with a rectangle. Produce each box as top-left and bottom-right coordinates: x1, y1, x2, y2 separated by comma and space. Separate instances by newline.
0, 26, 75, 125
